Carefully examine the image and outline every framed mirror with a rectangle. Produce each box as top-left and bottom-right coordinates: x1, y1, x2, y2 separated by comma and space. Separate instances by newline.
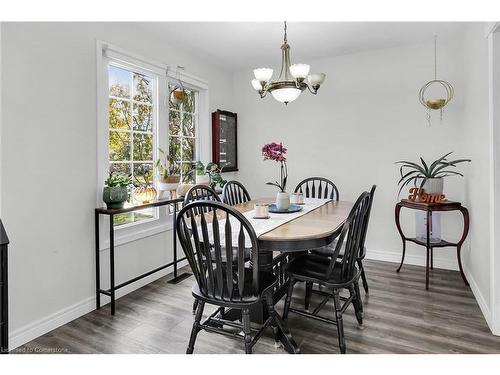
212, 110, 238, 172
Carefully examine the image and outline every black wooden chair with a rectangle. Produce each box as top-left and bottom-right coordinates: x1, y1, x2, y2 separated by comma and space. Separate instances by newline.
183, 184, 247, 314
294, 177, 339, 200
183, 184, 221, 214
282, 190, 373, 354
176, 200, 296, 354
306, 185, 376, 306
294, 177, 340, 308
222, 180, 251, 206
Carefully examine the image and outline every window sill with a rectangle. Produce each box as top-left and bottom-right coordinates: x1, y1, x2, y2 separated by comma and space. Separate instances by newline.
100, 218, 174, 251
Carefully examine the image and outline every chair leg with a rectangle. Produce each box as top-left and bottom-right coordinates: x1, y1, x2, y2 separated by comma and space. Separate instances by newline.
354, 281, 364, 317
242, 308, 252, 354
265, 293, 280, 347
192, 299, 199, 315
332, 289, 346, 354
350, 283, 363, 327
283, 278, 295, 321
186, 300, 205, 354
304, 281, 313, 310
358, 259, 369, 294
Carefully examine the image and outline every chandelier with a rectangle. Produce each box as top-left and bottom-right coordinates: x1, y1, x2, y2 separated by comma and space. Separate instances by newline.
251, 22, 326, 105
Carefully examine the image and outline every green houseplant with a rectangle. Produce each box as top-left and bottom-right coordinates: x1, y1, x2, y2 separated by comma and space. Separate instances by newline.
396, 152, 471, 196
206, 162, 230, 189
194, 161, 210, 185
103, 171, 132, 209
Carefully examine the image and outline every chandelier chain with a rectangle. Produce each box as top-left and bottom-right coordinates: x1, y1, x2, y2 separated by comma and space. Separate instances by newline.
434, 35, 437, 80
284, 21, 287, 44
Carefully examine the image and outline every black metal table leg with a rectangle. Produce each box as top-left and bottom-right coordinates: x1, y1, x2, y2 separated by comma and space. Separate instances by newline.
168, 201, 192, 284
1, 236, 9, 354
109, 214, 116, 315
95, 211, 100, 310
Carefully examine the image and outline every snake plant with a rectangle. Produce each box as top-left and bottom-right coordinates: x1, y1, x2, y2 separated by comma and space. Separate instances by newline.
396, 152, 471, 196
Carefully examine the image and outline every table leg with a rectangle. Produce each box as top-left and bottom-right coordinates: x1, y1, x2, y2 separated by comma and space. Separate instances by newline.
426, 210, 431, 290
457, 207, 470, 286
168, 202, 192, 284
109, 214, 116, 315
395, 203, 406, 272
431, 247, 434, 270
95, 211, 100, 310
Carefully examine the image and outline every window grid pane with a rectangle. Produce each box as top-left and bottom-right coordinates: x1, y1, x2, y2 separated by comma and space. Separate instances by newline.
168, 84, 197, 182
108, 63, 157, 226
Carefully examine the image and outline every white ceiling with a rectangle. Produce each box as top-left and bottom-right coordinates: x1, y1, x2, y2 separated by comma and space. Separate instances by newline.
137, 22, 469, 72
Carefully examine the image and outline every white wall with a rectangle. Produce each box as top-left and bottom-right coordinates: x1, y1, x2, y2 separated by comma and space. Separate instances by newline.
1, 22, 234, 348
462, 23, 493, 331
233, 36, 468, 270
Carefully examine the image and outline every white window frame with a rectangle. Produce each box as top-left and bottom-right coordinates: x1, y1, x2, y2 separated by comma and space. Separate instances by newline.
96, 40, 209, 248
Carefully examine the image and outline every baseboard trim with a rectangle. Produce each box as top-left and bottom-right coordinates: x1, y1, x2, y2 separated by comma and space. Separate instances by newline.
464, 265, 495, 335
365, 247, 459, 271
9, 259, 189, 350
9, 296, 95, 350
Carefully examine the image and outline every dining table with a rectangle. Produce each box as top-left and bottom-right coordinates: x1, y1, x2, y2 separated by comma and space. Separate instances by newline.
221, 197, 353, 353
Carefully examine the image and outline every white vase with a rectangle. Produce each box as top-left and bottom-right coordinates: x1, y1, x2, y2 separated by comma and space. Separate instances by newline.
158, 181, 179, 192
276, 192, 290, 210
423, 178, 444, 195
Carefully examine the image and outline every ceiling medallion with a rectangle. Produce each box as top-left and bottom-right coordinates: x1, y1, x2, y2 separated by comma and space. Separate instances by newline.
418, 36, 454, 125
251, 22, 326, 105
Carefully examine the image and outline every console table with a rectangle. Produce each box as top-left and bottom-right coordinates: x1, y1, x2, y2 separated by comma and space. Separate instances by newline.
95, 197, 186, 315
395, 199, 469, 290
1, 219, 9, 354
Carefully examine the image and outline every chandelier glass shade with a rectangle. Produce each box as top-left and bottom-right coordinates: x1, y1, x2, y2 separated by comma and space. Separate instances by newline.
251, 22, 326, 105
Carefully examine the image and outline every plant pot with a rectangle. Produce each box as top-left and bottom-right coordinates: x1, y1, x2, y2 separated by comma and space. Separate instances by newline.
158, 175, 180, 191
134, 186, 157, 204
170, 89, 184, 105
196, 174, 210, 185
423, 178, 444, 195
103, 186, 128, 209
276, 192, 290, 210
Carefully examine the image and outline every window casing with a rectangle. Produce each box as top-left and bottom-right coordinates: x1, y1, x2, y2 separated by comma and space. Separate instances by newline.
97, 41, 209, 246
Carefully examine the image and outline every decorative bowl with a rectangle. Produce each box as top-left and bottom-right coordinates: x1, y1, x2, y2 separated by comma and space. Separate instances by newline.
268, 203, 303, 214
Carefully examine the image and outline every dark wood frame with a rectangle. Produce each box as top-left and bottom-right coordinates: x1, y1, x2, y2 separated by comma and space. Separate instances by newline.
395, 199, 470, 290
0, 220, 9, 354
94, 197, 185, 315
212, 109, 238, 172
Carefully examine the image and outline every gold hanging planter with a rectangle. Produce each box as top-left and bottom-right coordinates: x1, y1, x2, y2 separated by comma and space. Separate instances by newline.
169, 65, 186, 106
418, 36, 454, 124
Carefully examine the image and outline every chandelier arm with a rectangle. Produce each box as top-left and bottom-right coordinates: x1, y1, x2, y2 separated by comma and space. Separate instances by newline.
305, 82, 318, 95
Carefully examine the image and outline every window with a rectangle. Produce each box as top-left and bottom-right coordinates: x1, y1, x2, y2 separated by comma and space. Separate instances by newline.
98, 41, 209, 240
108, 64, 156, 225
168, 84, 198, 182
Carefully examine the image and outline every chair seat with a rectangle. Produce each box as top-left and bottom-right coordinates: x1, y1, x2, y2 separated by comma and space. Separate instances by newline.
287, 254, 359, 287
192, 269, 277, 307
210, 246, 251, 263
310, 240, 366, 259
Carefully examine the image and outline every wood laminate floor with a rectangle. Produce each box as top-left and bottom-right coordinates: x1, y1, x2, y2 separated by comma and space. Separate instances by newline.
14, 260, 500, 354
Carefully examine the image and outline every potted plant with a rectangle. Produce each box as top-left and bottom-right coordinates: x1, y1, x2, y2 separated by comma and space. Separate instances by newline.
103, 171, 132, 209
263, 142, 289, 210
156, 148, 181, 192
396, 152, 471, 196
206, 162, 230, 189
194, 161, 210, 185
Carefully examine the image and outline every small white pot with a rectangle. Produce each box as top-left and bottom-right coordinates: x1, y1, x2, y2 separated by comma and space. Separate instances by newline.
423, 178, 444, 195
196, 174, 210, 185
276, 192, 290, 210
